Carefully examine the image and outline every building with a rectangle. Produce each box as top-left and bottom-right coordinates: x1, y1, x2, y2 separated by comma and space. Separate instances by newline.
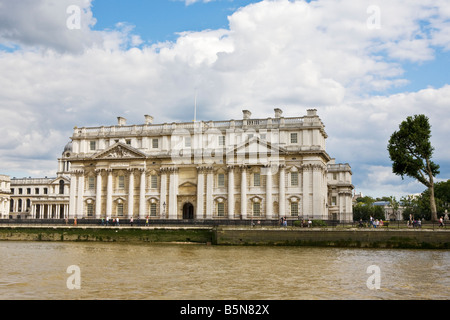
58, 108, 354, 222
0, 174, 11, 219
9, 177, 70, 219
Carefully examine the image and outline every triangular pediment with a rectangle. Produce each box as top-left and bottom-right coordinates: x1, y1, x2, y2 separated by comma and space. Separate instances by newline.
228, 136, 286, 156
92, 143, 147, 160
179, 181, 197, 188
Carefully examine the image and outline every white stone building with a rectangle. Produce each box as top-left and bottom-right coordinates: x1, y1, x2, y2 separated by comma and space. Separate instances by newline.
0, 174, 11, 219
59, 108, 354, 222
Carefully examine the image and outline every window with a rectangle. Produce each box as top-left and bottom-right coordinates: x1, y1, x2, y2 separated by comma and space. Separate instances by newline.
117, 203, 124, 216
18, 188, 22, 194
87, 203, 94, 217
291, 172, 298, 186
118, 176, 125, 189
331, 196, 337, 206
333, 173, 337, 180
218, 135, 225, 146
290, 133, 298, 144
90, 140, 96, 151
126, 139, 131, 145
27, 188, 31, 195
253, 202, 260, 216
88, 177, 95, 190
291, 202, 298, 216
254, 173, 260, 187
59, 180, 65, 194
10, 188, 14, 195
151, 175, 157, 189
185, 136, 191, 148
152, 138, 159, 149
217, 202, 225, 216
150, 203, 157, 216
43, 188, 48, 195
35, 188, 39, 195
218, 174, 225, 187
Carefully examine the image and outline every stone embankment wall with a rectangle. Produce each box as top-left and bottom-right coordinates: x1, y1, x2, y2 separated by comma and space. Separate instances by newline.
0, 226, 449, 249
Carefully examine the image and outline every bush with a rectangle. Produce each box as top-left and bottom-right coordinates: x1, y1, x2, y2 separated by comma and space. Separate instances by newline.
312, 220, 327, 227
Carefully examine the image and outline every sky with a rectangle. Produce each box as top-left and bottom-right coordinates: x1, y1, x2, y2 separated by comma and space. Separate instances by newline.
0, 0, 449, 199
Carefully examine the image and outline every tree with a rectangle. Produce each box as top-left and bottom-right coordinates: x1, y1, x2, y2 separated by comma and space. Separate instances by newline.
387, 115, 440, 221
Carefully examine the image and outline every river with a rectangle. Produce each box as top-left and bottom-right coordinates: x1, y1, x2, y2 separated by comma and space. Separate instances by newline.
0, 241, 448, 300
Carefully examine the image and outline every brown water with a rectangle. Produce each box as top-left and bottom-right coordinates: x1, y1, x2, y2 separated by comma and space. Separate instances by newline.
0, 241, 448, 300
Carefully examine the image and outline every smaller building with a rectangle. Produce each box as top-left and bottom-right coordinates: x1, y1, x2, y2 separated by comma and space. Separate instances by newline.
373, 201, 404, 221
0, 174, 11, 219
10, 176, 70, 219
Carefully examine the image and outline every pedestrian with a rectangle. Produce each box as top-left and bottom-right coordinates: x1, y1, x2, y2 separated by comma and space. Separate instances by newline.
439, 216, 444, 227
74, 217, 77, 226
101, 218, 104, 226
130, 216, 134, 226
116, 217, 119, 226
106, 216, 109, 226
145, 218, 149, 227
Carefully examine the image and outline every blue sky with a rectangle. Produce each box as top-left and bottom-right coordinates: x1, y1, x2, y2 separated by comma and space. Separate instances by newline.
0, 0, 449, 199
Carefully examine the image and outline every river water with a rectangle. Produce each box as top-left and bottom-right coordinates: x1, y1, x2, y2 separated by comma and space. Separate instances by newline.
0, 241, 448, 300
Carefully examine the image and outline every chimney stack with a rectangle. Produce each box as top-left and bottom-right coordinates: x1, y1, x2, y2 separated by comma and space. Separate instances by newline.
274, 108, 283, 118
117, 117, 127, 126
144, 115, 154, 125
242, 110, 252, 119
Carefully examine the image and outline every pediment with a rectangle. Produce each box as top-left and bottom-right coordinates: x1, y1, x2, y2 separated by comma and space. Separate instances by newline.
92, 143, 147, 160
179, 181, 197, 188
228, 137, 286, 156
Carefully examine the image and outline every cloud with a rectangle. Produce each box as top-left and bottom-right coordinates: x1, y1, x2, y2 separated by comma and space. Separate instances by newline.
0, 0, 449, 197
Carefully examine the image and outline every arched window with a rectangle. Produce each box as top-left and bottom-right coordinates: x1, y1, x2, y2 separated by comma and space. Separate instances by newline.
59, 180, 65, 194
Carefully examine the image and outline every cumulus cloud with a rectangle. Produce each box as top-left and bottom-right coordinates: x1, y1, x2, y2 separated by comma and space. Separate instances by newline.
0, 0, 449, 197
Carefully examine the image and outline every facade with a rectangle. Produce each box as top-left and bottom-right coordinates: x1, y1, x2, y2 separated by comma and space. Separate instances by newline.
9, 177, 69, 219
59, 108, 354, 222
0, 175, 11, 219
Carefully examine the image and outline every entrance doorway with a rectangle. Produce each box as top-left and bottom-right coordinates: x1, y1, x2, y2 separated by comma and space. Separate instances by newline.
183, 203, 194, 220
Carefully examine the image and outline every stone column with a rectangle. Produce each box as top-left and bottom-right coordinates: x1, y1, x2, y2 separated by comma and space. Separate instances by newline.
206, 167, 213, 219
279, 165, 286, 218
196, 167, 205, 219
69, 172, 77, 218
139, 168, 146, 219
312, 165, 323, 219
106, 169, 113, 219
302, 165, 310, 218
227, 166, 234, 219
240, 165, 247, 219
265, 165, 273, 219
168, 167, 178, 219
76, 171, 84, 218
95, 169, 102, 219
160, 169, 168, 218
128, 169, 135, 218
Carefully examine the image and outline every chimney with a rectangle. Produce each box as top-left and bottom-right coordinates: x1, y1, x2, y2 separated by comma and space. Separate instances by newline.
307, 109, 317, 116
242, 110, 252, 119
117, 117, 127, 126
274, 108, 283, 118
144, 115, 154, 125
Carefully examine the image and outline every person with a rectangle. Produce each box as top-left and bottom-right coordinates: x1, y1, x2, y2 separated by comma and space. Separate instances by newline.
106, 216, 109, 226
145, 217, 149, 227
101, 217, 104, 226
439, 216, 444, 227
74, 217, 77, 226
130, 216, 134, 226
308, 219, 312, 228
369, 216, 373, 227
116, 217, 120, 226
359, 219, 363, 228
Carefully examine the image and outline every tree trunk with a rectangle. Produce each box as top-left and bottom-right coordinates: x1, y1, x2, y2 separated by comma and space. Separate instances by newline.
429, 183, 438, 222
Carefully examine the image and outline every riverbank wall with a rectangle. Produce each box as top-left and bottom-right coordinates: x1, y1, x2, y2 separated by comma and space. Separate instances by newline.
0, 226, 449, 249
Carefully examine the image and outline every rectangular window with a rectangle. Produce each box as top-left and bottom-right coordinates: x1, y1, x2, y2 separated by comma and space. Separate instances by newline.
88, 176, 95, 190
290, 133, 298, 144
152, 138, 159, 149
291, 202, 298, 216
217, 202, 225, 216
331, 196, 337, 206
118, 176, 125, 189
126, 139, 131, 145
254, 173, 260, 187
43, 188, 48, 195
87, 203, 94, 217
150, 203, 157, 216
253, 202, 260, 216
117, 203, 124, 216
18, 188, 22, 194
333, 173, 337, 180
35, 188, 39, 195
218, 135, 225, 146
291, 172, 298, 186
218, 173, 225, 187
90, 140, 96, 150
27, 188, 31, 195
151, 175, 157, 189
185, 136, 191, 148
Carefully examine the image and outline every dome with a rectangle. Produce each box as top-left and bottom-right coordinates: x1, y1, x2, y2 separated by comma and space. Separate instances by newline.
63, 141, 73, 154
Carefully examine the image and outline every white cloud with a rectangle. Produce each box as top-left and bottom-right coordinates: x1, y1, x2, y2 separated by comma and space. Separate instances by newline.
0, 0, 449, 196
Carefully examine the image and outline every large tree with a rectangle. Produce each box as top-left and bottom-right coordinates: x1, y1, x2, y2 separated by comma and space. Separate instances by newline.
388, 114, 440, 221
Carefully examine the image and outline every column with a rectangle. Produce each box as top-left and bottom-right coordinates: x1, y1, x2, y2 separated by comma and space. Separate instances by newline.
139, 169, 146, 219
265, 165, 273, 219
206, 167, 213, 219
128, 169, 134, 218
302, 165, 310, 218
76, 171, 84, 218
279, 165, 286, 218
69, 172, 77, 218
106, 169, 113, 219
168, 168, 178, 219
227, 166, 234, 219
95, 169, 102, 218
240, 165, 247, 219
312, 165, 323, 219
160, 169, 167, 218
196, 167, 204, 219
